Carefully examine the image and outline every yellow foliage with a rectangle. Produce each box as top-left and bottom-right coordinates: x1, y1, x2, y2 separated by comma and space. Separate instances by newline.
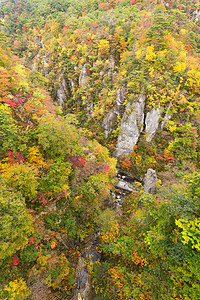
164, 148, 174, 160
101, 221, 120, 243
173, 62, 185, 73
180, 28, 186, 35
4, 278, 31, 299
28, 146, 46, 168
166, 120, 177, 133
0, 162, 39, 201
145, 45, 155, 61
175, 218, 200, 251
14, 64, 29, 89
51, 239, 57, 249
98, 39, 110, 58
135, 48, 142, 59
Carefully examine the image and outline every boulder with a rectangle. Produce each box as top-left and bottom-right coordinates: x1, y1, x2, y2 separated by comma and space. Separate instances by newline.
115, 180, 135, 192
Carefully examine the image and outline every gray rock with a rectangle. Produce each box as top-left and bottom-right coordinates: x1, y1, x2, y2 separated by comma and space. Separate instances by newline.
115, 180, 135, 192
56, 74, 67, 108
160, 102, 173, 130
85, 101, 94, 118
79, 64, 88, 87
195, 9, 200, 22
108, 55, 115, 72
116, 94, 145, 156
145, 106, 161, 142
102, 87, 126, 138
144, 168, 157, 194
116, 87, 126, 111
43, 57, 48, 77
70, 79, 75, 95
102, 109, 119, 138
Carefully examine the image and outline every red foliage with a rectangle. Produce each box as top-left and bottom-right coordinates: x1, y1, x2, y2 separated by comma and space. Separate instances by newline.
70, 155, 86, 168
7, 254, 20, 267
165, 156, 175, 162
6, 151, 25, 163
24, 24, 28, 32
104, 164, 110, 174
33, 192, 48, 205
122, 158, 131, 171
12, 254, 20, 266
86, 67, 91, 75
57, 190, 68, 200
99, 0, 119, 10
4, 93, 27, 109
77, 156, 86, 166
7, 100, 17, 108
129, 0, 137, 5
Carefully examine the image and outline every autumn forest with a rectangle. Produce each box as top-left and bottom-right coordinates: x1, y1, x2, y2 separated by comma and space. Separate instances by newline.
0, 0, 199, 299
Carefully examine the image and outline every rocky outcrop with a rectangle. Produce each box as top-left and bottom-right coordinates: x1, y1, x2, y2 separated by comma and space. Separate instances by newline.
160, 103, 173, 130
108, 55, 115, 73
79, 64, 89, 88
102, 109, 119, 138
116, 87, 126, 111
102, 87, 126, 138
195, 9, 200, 22
116, 94, 145, 156
70, 79, 75, 95
56, 73, 67, 107
43, 57, 48, 77
84, 102, 94, 118
144, 168, 157, 194
145, 106, 161, 142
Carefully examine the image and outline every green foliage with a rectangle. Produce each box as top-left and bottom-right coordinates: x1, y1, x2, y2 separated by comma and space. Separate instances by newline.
40, 158, 72, 195
1, 162, 39, 201
0, 1, 200, 299
38, 113, 83, 157
0, 103, 19, 154
0, 180, 33, 260
93, 172, 200, 299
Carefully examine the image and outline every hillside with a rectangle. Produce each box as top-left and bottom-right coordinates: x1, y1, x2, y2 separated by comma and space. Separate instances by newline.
0, 1, 200, 299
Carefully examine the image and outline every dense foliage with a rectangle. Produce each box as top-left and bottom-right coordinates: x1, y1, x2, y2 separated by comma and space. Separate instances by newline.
0, 0, 199, 299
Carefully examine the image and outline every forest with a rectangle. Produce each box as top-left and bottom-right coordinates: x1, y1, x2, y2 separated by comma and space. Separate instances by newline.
0, 0, 199, 299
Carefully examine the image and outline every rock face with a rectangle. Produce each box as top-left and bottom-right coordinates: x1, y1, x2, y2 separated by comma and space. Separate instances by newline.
116, 87, 126, 111
108, 55, 115, 73
195, 8, 200, 22
102, 109, 118, 138
43, 57, 48, 77
79, 64, 89, 87
145, 106, 161, 142
160, 103, 173, 130
144, 168, 157, 194
116, 94, 145, 157
56, 74, 67, 108
102, 87, 126, 138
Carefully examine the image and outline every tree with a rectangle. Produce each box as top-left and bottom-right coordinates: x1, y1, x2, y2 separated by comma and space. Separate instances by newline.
0, 180, 33, 260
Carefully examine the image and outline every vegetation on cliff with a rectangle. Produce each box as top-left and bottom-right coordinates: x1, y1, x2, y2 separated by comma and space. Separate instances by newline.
0, 0, 199, 299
